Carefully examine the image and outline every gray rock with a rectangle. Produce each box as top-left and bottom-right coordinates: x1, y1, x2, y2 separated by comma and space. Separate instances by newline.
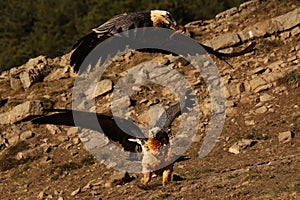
226, 107, 238, 117
238, 20, 275, 41
9, 71, 23, 90
71, 188, 81, 196
253, 83, 273, 93
66, 127, 78, 137
239, 0, 259, 11
46, 124, 61, 135
278, 131, 294, 143
227, 82, 245, 97
0, 100, 43, 124
8, 55, 51, 89
95, 79, 113, 97
19, 68, 41, 88
245, 120, 255, 126
272, 7, 300, 31
205, 33, 241, 50
20, 131, 34, 140
44, 67, 70, 81
249, 76, 267, 92
255, 105, 268, 114
260, 94, 275, 102
239, 7, 300, 41
251, 67, 266, 75
38, 191, 45, 199
261, 72, 283, 83
85, 79, 113, 100
229, 139, 257, 154
57, 135, 69, 142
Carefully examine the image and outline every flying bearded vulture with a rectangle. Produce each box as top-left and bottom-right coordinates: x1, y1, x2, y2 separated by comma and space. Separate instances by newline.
70, 10, 177, 72
70, 10, 255, 73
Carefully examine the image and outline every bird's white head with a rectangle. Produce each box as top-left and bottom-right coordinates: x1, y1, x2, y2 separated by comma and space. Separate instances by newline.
150, 10, 177, 29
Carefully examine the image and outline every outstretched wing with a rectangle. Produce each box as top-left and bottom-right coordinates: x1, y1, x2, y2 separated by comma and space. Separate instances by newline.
155, 89, 196, 134
70, 11, 152, 73
31, 109, 145, 153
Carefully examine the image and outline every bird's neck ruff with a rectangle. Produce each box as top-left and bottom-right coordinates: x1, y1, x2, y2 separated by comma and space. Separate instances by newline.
150, 10, 175, 29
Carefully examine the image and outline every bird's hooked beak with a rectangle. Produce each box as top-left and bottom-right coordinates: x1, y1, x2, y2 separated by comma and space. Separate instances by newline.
165, 13, 177, 30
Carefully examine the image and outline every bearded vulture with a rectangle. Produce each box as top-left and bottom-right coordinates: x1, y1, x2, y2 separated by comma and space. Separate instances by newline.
70, 10, 176, 72
30, 90, 193, 186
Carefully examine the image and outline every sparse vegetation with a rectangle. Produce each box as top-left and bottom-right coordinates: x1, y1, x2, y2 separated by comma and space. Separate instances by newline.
0, 141, 31, 171
184, 168, 215, 180
279, 69, 300, 88
81, 155, 96, 166
245, 128, 269, 140
39, 97, 54, 110
6, 99, 24, 109
50, 161, 81, 180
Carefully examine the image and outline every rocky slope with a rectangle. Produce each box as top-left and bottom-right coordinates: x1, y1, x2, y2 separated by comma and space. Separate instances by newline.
0, 0, 299, 199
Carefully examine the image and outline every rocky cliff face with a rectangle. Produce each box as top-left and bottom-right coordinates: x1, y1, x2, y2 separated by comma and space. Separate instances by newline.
0, 0, 299, 199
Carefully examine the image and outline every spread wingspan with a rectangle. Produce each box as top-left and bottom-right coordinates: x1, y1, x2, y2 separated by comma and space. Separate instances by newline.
31, 109, 145, 153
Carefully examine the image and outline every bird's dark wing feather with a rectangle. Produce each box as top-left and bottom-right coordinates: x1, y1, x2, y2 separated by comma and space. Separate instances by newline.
31, 109, 145, 153
70, 11, 152, 73
155, 89, 195, 133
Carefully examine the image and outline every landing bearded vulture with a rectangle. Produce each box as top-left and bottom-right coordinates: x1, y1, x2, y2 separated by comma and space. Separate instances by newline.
31, 90, 194, 186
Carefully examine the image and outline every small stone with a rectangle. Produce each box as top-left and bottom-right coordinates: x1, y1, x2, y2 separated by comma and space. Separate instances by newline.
245, 120, 255, 126
38, 191, 45, 199
109, 171, 134, 186
229, 143, 241, 154
229, 139, 257, 154
46, 124, 61, 135
278, 131, 294, 143
255, 105, 268, 114
251, 67, 266, 74
260, 94, 275, 102
0, 100, 43, 124
71, 188, 81, 196
44, 67, 69, 81
254, 83, 273, 93
287, 55, 297, 62
226, 107, 238, 116
72, 137, 80, 145
249, 76, 267, 91
66, 127, 78, 137
226, 100, 235, 107
95, 79, 113, 97
20, 131, 34, 140
57, 135, 69, 142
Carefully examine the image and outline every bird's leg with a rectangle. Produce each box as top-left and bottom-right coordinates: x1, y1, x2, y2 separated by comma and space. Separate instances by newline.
162, 165, 173, 186
143, 171, 152, 185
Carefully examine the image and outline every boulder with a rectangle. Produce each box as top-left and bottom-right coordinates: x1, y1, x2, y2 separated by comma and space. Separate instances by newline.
0, 100, 43, 124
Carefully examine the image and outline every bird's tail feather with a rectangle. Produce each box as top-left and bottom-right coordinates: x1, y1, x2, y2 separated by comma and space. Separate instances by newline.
201, 41, 256, 58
